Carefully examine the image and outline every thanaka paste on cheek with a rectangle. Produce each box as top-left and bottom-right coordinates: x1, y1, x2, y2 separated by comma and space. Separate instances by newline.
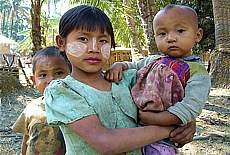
101, 44, 111, 59
66, 41, 111, 59
91, 37, 110, 59
66, 42, 87, 57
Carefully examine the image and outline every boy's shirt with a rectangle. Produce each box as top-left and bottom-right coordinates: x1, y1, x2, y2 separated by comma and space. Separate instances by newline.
12, 97, 66, 155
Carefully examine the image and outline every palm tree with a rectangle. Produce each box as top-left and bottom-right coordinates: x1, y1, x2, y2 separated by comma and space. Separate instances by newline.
123, 0, 146, 60
30, 0, 44, 55
0, 0, 30, 39
210, 0, 230, 88
137, 0, 158, 55
30, 0, 62, 55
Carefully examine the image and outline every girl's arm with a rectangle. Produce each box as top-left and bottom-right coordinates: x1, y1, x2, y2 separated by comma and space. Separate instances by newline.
68, 114, 173, 155
21, 135, 29, 155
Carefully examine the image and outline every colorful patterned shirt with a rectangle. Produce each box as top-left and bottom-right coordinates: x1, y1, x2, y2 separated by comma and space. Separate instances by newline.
126, 55, 211, 125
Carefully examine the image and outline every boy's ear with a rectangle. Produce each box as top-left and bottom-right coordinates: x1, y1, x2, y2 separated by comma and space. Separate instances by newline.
30, 75, 36, 87
56, 35, 65, 52
196, 28, 203, 42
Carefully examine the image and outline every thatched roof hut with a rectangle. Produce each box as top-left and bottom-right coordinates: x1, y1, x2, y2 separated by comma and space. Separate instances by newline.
0, 35, 18, 54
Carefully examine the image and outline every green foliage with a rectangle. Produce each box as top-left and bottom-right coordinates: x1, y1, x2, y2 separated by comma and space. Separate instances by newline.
0, 0, 30, 42
191, 0, 215, 53
1, 0, 215, 56
14, 29, 32, 54
40, 11, 61, 47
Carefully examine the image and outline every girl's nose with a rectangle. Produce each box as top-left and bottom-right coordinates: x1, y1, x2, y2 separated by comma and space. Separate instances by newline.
88, 38, 100, 53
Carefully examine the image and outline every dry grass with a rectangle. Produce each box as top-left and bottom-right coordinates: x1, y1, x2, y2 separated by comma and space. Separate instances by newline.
0, 68, 229, 155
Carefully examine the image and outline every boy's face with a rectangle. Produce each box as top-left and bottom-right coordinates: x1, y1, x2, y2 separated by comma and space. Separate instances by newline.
31, 56, 70, 94
153, 8, 203, 58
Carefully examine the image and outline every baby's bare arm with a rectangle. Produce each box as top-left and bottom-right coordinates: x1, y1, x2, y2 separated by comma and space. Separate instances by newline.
105, 62, 128, 84
139, 110, 182, 126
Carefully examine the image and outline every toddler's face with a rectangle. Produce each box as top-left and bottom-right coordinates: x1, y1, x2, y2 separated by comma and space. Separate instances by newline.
32, 56, 70, 94
153, 8, 203, 58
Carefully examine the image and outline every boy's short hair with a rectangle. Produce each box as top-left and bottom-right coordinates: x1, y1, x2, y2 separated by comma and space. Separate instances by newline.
154, 4, 199, 29
163, 4, 197, 18
32, 46, 71, 74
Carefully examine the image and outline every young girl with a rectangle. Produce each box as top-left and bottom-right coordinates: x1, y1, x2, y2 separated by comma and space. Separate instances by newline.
105, 4, 211, 155
12, 46, 71, 155
43, 5, 177, 155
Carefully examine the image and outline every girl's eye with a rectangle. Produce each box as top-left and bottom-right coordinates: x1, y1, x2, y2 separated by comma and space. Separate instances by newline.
99, 39, 108, 43
79, 37, 88, 42
178, 29, 185, 33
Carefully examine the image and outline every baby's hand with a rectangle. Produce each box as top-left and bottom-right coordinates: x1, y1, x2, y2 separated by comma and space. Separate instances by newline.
138, 110, 157, 126
105, 62, 127, 84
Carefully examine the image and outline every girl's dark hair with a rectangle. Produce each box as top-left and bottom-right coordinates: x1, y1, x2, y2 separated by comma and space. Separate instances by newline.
32, 46, 71, 74
59, 5, 115, 48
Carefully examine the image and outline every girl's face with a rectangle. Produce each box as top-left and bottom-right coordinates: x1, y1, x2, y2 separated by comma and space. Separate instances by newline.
57, 29, 111, 74
31, 56, 70, 94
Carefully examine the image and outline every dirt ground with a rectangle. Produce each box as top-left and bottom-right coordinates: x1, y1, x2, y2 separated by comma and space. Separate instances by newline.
0, 69, 229, 155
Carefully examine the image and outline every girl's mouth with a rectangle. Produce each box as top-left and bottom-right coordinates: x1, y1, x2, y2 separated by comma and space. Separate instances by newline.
85, 57, 101, 63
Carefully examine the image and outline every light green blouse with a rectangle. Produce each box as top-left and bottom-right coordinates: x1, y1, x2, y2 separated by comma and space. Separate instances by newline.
44, 70, 141, 155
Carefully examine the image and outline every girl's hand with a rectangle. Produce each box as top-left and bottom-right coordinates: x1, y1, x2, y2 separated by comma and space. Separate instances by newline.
169, 120, 196, 147
105, 62, 127, 84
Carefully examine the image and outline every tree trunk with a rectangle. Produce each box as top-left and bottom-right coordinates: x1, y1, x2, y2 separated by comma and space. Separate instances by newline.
123, 0, 146, 61
30, 0, 43, 55
137, 0, 159, 55
210, 0, 230, 88
10, 9, 15, 38
1, 9, 6, 34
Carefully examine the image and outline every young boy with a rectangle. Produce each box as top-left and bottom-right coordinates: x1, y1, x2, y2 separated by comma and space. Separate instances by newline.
12, 46, 71, 155
105, 4, 211, 154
